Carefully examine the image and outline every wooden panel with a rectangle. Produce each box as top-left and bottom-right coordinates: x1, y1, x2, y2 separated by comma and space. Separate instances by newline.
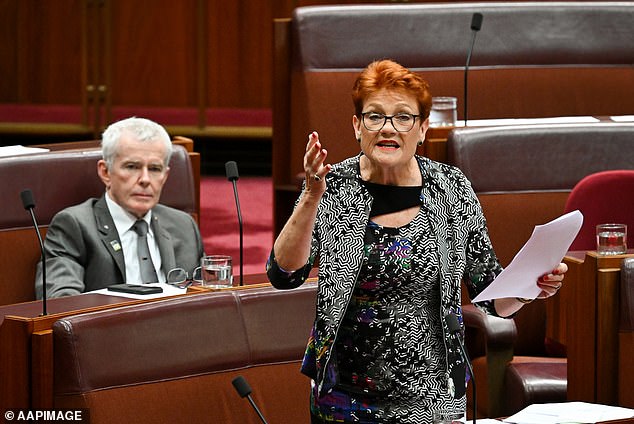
596, 268, 621, 405
566, 253, 600, 402
108, 0, 199, 108
0, 0, 19, 102
478, 191, 569, 267
206, 0, 240, 107
0, 228, 45, 306
547, 251, 586, 350
206, 0, 274, 109
565, 252, 633, 404
620, 333, 634, 407
14, 0, 84, 105
0, 318, 32, 409
32, 330, 54, 408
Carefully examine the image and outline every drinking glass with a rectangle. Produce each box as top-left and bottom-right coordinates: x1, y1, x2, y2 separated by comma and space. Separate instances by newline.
429, 97, 457, 127
432, 409, 464, 424
596, 223, 627, 255
201, 255, 233, 288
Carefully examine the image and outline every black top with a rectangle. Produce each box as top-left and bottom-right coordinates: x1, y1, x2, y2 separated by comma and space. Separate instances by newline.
362, 180, 424, 217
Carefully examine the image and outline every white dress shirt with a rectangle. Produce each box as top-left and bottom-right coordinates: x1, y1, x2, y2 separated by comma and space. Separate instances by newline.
105, 192, 165, 284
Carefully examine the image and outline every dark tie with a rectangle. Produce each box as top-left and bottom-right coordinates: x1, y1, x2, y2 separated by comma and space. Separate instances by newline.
132, 220, 158, 283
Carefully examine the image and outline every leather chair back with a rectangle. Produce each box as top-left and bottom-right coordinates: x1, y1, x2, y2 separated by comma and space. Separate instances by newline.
448, 123, 634, 267
273, 2, 634, 234
53, 283, 316, 423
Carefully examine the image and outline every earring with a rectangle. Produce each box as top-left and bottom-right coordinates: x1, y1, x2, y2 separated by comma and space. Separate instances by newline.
417, 140, 423, 146
357, 137, 361, 143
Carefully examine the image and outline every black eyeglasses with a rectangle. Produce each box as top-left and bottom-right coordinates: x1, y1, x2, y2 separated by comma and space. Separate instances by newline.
166, 267, 202, 289
361, 112, 421, 132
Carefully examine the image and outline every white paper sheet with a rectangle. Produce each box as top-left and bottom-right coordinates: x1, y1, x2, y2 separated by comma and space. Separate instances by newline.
454, 116, 600, 127
0, 145, 49, 157
503, 401, 634, 423
610, 115, 634, 122
472, 210, 583, 302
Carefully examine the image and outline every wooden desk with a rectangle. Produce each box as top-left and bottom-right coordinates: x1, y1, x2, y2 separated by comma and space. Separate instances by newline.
0, 293, 141, 410
564, 250, 634, 406
423, 125, 454, 163
0, 292, 202, 410
0, 274, 276, 410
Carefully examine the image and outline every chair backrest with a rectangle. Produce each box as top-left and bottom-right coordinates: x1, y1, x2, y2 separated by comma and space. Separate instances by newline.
564, 170, 634, 251
0, 144, 196, 305
447, 123, 634, 267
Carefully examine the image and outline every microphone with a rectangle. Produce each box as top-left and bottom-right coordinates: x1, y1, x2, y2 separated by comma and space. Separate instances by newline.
445, 313, 476, 424
232, 376, 269, 424
464, 12, 483, 127
21, 189, 47, 316
225, 161, 244, 286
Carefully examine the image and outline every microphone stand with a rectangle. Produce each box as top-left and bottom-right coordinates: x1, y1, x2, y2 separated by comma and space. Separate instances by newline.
225, 161, 244, 286
446, 314, 476, 423
230, 178, 244, 286
464, 13, 483, 127
29, 210, 47, 316
232, 376, 269, 424
21, 190, 47, 316
245, 393, 267, 424
458, 334, 476, 423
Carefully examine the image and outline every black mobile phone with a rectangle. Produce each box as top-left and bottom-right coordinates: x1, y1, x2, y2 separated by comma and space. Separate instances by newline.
107, 284, 163, 295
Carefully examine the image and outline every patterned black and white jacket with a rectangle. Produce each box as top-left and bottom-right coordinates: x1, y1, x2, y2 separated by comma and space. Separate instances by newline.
267, 154, 502, 398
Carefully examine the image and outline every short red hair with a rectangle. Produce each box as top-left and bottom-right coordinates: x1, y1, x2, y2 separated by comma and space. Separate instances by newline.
352, 59, 432, 120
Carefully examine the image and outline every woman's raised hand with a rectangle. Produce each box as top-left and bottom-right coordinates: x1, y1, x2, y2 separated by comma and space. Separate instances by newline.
304, 131, 331, 192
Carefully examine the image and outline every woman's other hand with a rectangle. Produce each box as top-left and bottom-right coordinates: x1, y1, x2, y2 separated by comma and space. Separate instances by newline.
536, 262, 568, 299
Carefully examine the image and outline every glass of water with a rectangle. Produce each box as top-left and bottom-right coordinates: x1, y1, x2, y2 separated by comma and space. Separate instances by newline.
596, 223, 627, 255
201, 255, 233, 288
429, 96, 457, 127
432, 408, 465, 424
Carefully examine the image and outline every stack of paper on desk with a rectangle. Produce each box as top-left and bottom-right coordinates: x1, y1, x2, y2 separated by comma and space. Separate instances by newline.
503, 401, 634, 423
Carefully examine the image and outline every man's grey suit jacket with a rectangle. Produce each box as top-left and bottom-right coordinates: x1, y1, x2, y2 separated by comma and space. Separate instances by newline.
35, 195, 204, 298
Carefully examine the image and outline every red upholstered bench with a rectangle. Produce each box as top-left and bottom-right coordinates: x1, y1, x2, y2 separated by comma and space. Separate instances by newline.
53, 283, 316, 424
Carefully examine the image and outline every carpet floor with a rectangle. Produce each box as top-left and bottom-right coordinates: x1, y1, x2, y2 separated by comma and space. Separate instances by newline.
199, 176, 273, 276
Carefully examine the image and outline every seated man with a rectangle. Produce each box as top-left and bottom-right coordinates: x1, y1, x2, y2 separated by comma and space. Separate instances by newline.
36, 117, 204, 298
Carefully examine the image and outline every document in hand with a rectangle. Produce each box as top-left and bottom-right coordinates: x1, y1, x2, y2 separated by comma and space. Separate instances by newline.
472, 210, 583, 303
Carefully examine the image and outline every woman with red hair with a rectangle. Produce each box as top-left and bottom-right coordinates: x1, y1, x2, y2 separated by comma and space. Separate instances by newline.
267, 59, 567, 423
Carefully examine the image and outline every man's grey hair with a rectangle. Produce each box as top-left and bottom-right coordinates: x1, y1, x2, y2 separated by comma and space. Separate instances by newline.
101, 117, 173, 169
